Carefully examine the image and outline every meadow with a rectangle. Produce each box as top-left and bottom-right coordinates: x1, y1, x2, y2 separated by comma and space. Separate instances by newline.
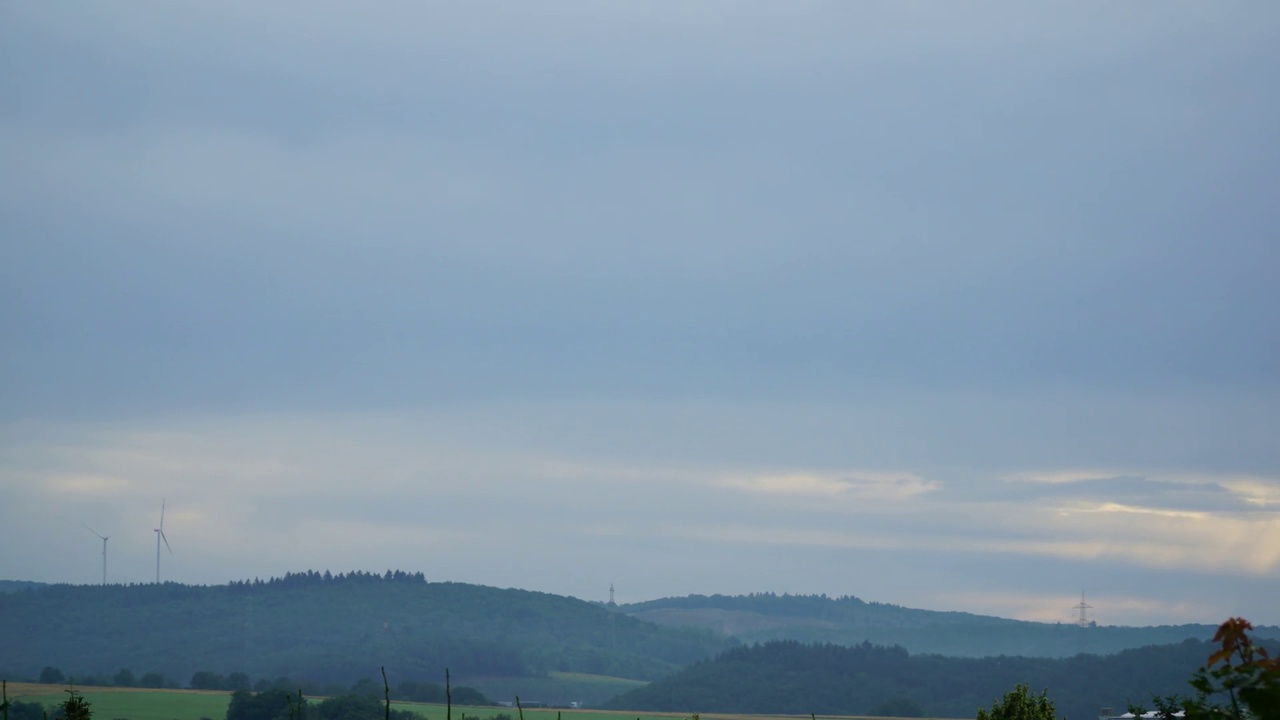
452, 671, 649, 708
2, 683, 959, 720
5, 684, 233, 720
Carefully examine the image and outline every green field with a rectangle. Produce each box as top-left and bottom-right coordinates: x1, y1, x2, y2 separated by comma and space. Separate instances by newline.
4, 686, 670, 720
4, 684, 959, 720
5, 686, 665, 720
454, 672, 648, 708
10, 686, 234, 720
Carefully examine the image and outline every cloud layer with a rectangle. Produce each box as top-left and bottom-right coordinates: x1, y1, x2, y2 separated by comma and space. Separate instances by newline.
2, 2, 1278, 626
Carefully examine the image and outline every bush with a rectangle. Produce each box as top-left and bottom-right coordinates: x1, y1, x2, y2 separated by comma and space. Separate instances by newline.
394, 681, 445, 704
313, 694, 417, 720
226, 689, 296, 720
226, 673, 252, 692
976, 684, 1059, 720
6, 699, 47, 720
1139, 617, 1280, 720
191, 672, 225, 690
53, 688, 92, 720
348, 679, 381, 698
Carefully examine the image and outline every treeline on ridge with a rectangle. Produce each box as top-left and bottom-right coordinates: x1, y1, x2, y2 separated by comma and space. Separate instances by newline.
0, 572, 727, 686
626, 592, 882, 616
226, 570, 427, 588
604, 637, 1280, 720
623, 592, 1280, 658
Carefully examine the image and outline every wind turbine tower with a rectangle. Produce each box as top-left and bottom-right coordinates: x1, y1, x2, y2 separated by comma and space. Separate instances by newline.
154, 499, 173, 583
607, 583, 616, 651
83, 525, 109, 585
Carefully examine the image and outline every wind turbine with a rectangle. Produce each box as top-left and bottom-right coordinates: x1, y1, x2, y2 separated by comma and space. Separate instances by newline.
154, 499, 172, 583
83, 524, 109, 585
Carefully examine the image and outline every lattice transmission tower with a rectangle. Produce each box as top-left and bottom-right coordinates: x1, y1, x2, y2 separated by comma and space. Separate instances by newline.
1073, 591, 1094, 627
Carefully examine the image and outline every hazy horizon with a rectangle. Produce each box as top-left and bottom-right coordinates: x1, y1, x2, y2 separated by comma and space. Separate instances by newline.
3, 2, 1277, 627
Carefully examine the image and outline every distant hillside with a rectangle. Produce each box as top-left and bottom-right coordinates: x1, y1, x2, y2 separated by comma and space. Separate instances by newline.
0, 571, 726, 689
605, 637, 1280, 720
622, 593, 1280, 658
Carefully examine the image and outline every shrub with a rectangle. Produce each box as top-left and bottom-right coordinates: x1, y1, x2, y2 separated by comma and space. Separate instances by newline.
226, 689, 296, 720
313, 694, 416, 720
55, 688, 92, 720
976, 684, 1058, 720
1138, 617, 1280, 720
6, 699, 47, 720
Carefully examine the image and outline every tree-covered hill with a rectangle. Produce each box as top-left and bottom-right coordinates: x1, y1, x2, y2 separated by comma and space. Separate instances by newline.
604, 637, 1280, 720
622, 593, 1280, 658
0, 571, 726, 688
0, 580, 47, 594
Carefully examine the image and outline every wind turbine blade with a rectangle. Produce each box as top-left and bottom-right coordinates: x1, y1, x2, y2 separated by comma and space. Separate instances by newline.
161, 530, 173, 555
83, 524, 105, 540
160, 499, 166, 530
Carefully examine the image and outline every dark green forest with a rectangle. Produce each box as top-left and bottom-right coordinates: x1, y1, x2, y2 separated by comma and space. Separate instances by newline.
605, 636, 1280, 720
0, 572, 725, 688
623, 593, 1280, 658
9, 576, 1277, 718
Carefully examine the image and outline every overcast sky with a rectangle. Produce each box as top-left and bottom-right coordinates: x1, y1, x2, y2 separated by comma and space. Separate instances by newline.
2, 2, 1278, 628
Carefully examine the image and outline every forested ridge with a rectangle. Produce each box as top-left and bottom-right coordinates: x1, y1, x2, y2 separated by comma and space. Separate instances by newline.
9, 576, 1277, 717
605, 636, 1280, 720
0, 571, 726, 686
623, 592, 1280, 658
0, 580, 46, 594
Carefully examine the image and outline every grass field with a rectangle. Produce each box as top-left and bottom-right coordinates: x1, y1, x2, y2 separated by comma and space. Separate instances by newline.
1, 683, 962, 720
5, 684, 234, 720
453, 672, 648, 708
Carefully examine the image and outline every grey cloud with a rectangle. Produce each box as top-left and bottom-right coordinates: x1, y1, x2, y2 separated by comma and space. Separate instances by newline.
2, 408, 1277, 622
3, 2, 1278, 625
973, 476, 1244, 513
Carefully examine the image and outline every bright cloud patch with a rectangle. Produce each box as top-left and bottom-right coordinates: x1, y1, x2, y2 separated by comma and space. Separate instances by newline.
936, 590, 1214, 625
1074, 501, 1208, 520
725, 473, 852, 497
1010, 499, 1280, 575
1002, 469, 1130, 485
722, 471, 940, 501
46, 473, 137, 495
1220, 478, 1280, 507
